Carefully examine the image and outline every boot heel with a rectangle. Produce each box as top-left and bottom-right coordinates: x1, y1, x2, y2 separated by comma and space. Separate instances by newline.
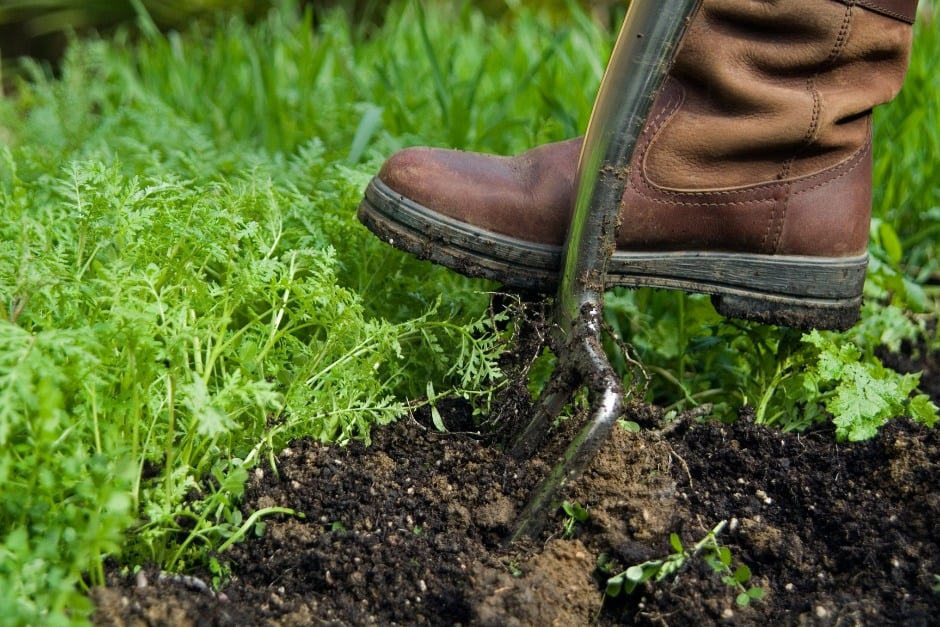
711, 293, 861, 331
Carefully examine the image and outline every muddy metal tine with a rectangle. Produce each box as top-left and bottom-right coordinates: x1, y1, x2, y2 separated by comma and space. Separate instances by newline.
510, 0, 702, 541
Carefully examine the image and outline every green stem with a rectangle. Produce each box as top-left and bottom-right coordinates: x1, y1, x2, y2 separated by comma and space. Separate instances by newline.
217, 506, 300, 553
647, 365, 696, 407
164, 373, 176, 494
676, 292, 687, 387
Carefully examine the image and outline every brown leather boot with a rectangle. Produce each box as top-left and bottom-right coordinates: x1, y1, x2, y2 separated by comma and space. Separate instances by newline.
358, 0, 919, 329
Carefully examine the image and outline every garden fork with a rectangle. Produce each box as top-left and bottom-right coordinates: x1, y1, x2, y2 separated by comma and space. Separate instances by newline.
509, 0, 702, 541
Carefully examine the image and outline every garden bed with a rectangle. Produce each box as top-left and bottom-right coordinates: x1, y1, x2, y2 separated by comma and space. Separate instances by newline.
93, 377, 940, 625
3, 3, 937, 624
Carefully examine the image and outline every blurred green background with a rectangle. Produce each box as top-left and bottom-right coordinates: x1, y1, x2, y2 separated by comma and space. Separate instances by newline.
0, 0, 625, 74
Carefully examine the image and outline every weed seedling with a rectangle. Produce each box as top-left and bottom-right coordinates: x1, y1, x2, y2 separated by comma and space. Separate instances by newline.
505, 560, 523, 577
561, 500, 590, 539
604, 521, 763, 607
208, 556, 230, 589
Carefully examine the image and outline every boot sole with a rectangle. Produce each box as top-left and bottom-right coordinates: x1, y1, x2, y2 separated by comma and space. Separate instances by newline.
359, 177, 866, 331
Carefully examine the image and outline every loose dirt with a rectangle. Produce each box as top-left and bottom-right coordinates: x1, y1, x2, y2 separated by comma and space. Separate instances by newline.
93, 352, 940, 626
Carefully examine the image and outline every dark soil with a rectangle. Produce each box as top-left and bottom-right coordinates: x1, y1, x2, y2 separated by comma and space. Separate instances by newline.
93, 353, 940, 626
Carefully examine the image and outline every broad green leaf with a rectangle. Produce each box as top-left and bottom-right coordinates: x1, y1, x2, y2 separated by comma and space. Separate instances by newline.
670, 532, 683, 554
718, 546, 732, 566
605, 576, 624, 597
878, 221, 904, 264
910, 394, 939, 428
734, 565, 752, 584
625, 565, 647, 583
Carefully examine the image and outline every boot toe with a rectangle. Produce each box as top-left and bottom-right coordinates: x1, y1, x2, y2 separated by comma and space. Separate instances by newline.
377, 147, 444, 206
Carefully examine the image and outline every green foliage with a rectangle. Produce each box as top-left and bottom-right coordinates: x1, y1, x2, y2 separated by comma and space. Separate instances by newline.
697, 310, 937, 442
871, 11, 940, 292
560, 500, 589, 539
0, 132, 512, 616
2, 1, 607, 621
59, 0, 608, 161
603, 521, 763, 607
605, 293, 938, 441
802, 330, 937, 440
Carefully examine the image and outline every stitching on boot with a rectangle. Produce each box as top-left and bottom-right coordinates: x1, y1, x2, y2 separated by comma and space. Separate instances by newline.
769, 2, 855, 254
834, 0, 918, 24
630, 82, 777, 206
791, 130, 871, 197
637, 81, 683, 180
628, 116, 869, 211
629, 106, 867, 208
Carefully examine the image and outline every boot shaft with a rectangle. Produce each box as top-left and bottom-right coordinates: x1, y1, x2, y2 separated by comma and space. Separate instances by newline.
647, 0, 918, 190
619, 0, 919, 258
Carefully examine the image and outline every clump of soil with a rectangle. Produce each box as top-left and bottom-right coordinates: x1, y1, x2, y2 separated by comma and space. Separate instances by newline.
93, 392, 940, 626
